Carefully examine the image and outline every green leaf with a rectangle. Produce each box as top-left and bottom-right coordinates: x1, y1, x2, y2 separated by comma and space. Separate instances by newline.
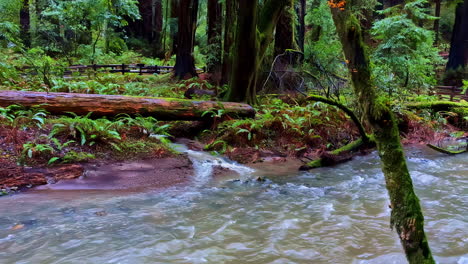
48, 157, 60, 165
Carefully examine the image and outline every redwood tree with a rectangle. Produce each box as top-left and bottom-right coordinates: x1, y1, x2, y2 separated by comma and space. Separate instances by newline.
221, 0, 238, 85
274, 0, 295, 56
225, 0, 288, 103
207, 0, 223, 82
20, 0, 31, 47
174, 0, 199, 79
329, 1, 435, 263
446, 0, 468, 85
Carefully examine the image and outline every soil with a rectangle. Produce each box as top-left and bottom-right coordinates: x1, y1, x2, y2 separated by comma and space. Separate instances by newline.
35, 156, 193, 192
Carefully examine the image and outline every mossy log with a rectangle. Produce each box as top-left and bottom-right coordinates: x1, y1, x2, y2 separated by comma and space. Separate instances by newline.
427, 144, 467, 154
0, 90, 256, 120
299, 138, 375, 170
405, 101, 468, 111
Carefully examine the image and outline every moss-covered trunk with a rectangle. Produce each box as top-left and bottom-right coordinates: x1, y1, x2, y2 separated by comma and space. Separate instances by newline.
330, 3, 435, 263
224, 0, 259, 104
225, 0, 288, 104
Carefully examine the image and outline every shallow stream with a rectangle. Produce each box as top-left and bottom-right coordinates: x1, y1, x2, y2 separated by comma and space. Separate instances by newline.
0, 148, 467, 263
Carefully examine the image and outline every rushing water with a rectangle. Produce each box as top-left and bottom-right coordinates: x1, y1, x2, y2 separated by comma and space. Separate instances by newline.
0, 148, 467, 264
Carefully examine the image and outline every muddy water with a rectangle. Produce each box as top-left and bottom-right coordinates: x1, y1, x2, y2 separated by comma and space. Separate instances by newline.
0, 148, 466, 264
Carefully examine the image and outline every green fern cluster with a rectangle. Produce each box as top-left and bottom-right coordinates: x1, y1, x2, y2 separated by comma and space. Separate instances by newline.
49, 113, 121, 148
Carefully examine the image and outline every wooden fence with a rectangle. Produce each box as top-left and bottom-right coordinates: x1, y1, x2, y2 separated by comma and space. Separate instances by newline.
65, 64, 204, 76
434, 86, 468, 102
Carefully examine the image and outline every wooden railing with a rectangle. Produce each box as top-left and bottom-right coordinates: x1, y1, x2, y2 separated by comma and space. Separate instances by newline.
65, 64, 204, 76
434, 86, 468, 102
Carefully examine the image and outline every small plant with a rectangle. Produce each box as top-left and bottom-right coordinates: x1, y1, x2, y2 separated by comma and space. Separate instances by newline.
49, 113, 121, 147
0, 105, 48, 128
116, 114, 171, 136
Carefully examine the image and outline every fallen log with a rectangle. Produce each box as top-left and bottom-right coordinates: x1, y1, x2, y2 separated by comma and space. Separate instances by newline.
0, 90, 255, 120
299, 137, 376, 171
427, 144, 467, 155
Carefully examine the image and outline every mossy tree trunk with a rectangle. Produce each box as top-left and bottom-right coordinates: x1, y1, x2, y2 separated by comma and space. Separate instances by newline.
274, 0, 295, 56
174, 0, 198, 79
330, 2, 435, 263
225, 0, 258, 103
225, 0, 288, 104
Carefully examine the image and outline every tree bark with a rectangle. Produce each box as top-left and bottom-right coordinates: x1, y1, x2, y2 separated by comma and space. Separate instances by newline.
221, 0, 237, 85
170, 0, 180, 54
296, 0, 306, 52
174, 0, 198, 79
274, 0, 295, 56
433, 0, 441, 45
153, 0, 164, 58
207, 0, 223, 82
20, 0, 31, 48
0, 91, 255, 120
446, 0, 468, 86
225, 0, 258, 103
225, 0, 288, 103
330, 2, 435, 263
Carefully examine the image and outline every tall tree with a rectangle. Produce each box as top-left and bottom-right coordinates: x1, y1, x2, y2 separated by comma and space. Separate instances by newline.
296, 0, 306, 52
153, 0, 164, 57
329, 1, 435, 263
170, 0, 179, 54
274, 0, 295, 56
20, 0, 31, 47
207, 0, 223, 82
174, 0, 198, 79
433, 0, 441, 44
221, 0, 237, 85
446, 0, 468, 86
225, 0, 288, 103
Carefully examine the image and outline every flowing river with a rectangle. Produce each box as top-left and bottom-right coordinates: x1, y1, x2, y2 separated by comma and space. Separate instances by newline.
0, 147, 467, 264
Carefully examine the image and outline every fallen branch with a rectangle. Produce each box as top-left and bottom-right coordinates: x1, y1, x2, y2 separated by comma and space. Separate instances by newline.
0, 90, 256, 120
299, 137, 375, 171
427, 144, 467, 155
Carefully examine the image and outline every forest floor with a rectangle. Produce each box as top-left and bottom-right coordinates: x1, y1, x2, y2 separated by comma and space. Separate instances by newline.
1, 73, 467, 195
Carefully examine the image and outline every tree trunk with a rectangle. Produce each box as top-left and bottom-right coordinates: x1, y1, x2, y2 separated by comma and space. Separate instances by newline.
225, 0, 288, 103
207, 0, 222, 83
20, 0, 31, 48
153, 0, 164, 58
0, 91, 255, 120
170, 0, 180, 54
174, 0, 198, 79
296, 0, 306, 52
274, 0, 295, 56
225, 0, 258, 103
433, 0, 441, 45
330, 3, 435, 263
221, 0, 237, 85
383, 0, 404, 8
446, 0, 468, 86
